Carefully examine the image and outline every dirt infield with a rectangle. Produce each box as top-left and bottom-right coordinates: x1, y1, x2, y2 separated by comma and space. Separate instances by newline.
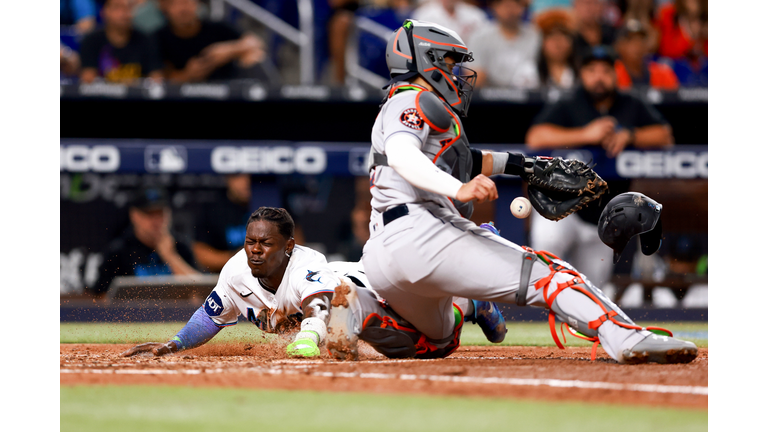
61, 343, 707, 409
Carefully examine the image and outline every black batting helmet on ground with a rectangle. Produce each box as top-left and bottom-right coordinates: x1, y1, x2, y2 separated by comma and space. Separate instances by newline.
598, 192, 663, 264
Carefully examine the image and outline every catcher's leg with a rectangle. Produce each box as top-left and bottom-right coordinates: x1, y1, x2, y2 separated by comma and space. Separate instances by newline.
525, 251, 697, 364
368, 204, 697, 364
327, 278, 464, 360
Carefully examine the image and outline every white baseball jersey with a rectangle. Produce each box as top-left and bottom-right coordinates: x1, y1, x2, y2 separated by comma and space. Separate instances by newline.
369, 84, 461, 217
203, 245, 340, 333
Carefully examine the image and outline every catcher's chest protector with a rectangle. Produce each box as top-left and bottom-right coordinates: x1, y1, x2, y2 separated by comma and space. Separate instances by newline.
372, 88, 475, 218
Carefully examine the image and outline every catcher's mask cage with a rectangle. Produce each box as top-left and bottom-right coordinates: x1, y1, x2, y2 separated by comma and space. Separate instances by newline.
598, 192, 663, 264
385, 19, 477, 117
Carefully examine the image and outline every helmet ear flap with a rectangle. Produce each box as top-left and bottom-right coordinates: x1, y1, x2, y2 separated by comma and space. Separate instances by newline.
639, 218, 663, 256
431, 70, 443, 82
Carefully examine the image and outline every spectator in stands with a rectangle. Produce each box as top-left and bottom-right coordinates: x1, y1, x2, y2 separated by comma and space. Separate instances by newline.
133, 0, 167, 35
656, 0, 707, 86
616, 0, 659, 53
157, 0, 276, 83
529, 0, 573, 17
412, 0, 490, 43
92, 186, 199, 296
534, 8, 577, 89
327, 0, 361, 84
61, 0, 98, 35
525, 45, 673, 288
614, 19, 678, 90
61, 43, 81, 77
351, 0, 416, 80
657, 0, 706, 60
469, 0, 541, 89
336, 177, 372, 261
571, 0, 616, 65
78, 0, 164, 84
193, 174, 252, 273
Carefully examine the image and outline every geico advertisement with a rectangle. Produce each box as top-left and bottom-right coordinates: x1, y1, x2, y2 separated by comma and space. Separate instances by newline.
60, 145, 121, 172
210, 146, 326, 174
61, 145, 328, 174
616, 151, 708, 178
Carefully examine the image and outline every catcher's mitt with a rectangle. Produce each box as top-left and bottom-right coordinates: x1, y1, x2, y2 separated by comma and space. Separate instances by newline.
523, 157, 608, 221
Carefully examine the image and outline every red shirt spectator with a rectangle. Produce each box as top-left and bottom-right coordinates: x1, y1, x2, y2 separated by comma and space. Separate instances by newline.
614, 19, 678, 90
615, 60, 678, 90
657, 0, 707, 59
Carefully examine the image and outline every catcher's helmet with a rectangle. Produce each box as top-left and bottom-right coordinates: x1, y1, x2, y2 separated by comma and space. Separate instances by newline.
385, 19, 477, 117
598, 192, 663, 264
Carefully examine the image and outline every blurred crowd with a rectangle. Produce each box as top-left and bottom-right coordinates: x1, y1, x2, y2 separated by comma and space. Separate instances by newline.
61, 0, 707, 89
88, 175, 373, 296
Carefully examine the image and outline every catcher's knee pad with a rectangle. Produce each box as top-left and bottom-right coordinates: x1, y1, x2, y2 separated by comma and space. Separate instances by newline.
358, 316, 418, 359
358, 305, 464, 360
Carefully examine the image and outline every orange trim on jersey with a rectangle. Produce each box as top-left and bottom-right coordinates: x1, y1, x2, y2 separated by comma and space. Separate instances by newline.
414, 91, 449, 133
413, 34, 468, 51
391, 27, 412, 60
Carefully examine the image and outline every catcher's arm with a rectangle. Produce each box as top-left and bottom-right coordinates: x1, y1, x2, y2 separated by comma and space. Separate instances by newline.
475, 149, 537, 177
473, 149, 608, 221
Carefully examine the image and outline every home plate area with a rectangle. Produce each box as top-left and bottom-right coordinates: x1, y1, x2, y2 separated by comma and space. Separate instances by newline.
61, 342, 707, 409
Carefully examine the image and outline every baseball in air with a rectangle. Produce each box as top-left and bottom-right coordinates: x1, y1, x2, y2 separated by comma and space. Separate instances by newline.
510, 197, 532, 218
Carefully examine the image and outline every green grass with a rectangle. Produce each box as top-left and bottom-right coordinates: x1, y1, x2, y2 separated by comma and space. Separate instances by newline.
59, 321, 279, 344
61, 386, 707, 432
60, 321, 708, 348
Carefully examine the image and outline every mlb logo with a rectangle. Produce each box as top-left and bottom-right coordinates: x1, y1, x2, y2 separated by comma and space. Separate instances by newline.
349, 147, 370, 176
145, 146, 187, 173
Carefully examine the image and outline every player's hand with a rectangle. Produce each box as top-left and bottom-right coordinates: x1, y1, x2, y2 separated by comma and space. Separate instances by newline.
582, 116, 617, 143
602, 128, 632, 158
456, 174, 498, 203
286, 338, 321, 357
121, 342, 177, 358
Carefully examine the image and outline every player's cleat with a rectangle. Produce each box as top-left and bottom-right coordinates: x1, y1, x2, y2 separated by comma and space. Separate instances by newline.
467, 300, 507, 343
620, 334, 698, 364
326, 277, 362, 361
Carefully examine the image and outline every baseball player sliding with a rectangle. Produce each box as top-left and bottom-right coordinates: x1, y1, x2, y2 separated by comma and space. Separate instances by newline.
326, 19, 697, 364
122, 207, 507, 359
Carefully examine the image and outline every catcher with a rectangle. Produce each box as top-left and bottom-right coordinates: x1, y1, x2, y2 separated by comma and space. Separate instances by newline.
121, 207, 508, 359
326, 19, 697, 364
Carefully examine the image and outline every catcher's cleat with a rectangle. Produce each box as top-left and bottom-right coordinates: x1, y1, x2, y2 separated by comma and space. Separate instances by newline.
326, 277, 362, 361
620, 334, 698, 365
468, 300, 507, 344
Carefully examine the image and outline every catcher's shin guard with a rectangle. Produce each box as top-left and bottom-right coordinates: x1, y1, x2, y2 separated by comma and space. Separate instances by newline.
358, 304, 464, 360
530, 249, 676, 361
